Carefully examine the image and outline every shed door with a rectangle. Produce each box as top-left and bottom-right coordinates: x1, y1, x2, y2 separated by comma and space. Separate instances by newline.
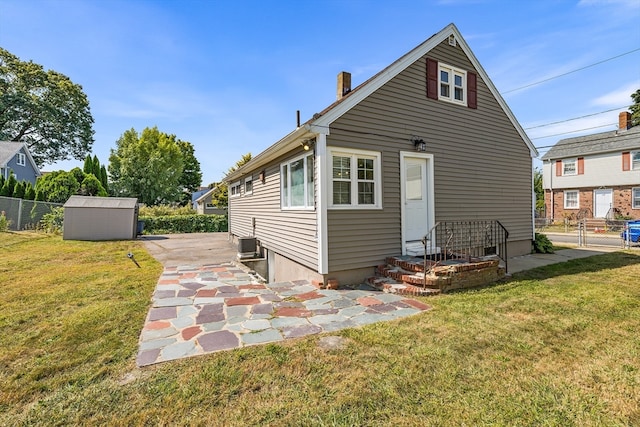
401, 153, 434, 254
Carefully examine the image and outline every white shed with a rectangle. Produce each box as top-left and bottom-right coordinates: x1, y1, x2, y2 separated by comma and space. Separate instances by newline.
63, 196, 139, 240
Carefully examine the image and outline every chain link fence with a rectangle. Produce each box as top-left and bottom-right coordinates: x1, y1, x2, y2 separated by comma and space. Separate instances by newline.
577, 219, 629, 248
0, 196, 63, 231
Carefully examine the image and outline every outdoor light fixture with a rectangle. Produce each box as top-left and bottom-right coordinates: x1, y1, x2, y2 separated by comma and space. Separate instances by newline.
413, 137, 426, 152
301, 139, 314, 151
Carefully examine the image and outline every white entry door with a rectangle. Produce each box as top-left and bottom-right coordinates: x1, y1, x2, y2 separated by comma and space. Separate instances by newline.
401, 153, 434, 254
594, 189, 613, 218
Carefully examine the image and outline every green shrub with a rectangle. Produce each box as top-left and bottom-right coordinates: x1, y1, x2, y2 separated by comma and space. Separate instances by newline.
39, 207, 64, 234
0, 211, 11, 232
138, 204, 194, 217
533, 232, 554, 254
139, 214, 228, 234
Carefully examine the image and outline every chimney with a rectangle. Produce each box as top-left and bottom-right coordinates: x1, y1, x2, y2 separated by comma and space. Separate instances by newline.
619, 111, 632, 130
337, 71, 351, 100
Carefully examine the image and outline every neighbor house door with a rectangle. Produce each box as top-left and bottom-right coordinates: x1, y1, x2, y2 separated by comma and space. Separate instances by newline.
400, 152, 434, 254
594, 189, 613, 218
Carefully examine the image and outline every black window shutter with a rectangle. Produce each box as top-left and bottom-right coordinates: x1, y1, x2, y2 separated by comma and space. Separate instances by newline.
426, 58, 438, 100
467, 71, 477, 109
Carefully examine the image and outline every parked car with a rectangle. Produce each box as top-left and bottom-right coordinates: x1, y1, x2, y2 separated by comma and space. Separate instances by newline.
620, 220, 640, 242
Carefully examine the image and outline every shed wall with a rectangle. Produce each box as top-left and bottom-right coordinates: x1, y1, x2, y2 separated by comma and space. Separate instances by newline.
63, 207, 136, 240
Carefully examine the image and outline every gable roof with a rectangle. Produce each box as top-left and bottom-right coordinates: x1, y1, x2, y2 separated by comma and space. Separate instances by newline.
0, 141, 42, 175
195, 187, 215, 204
226, 23, 537, 182
541, 126, 640, 160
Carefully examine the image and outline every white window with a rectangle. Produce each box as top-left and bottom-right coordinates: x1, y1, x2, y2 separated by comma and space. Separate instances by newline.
632, 151, 640, 170
439, 63, 466, 105
563, 159, 577, 176
244, 176, 253, 195
564, 190, 579, 209
633, 188, 640, 209
328, 148, 382, 209
229, 181, 241, 198
16, 153, 26, 166
281, 152, 314, 209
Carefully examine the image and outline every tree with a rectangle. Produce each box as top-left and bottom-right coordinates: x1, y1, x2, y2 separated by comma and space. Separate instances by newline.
34, 170, 81, 203
208, 152, 252, 208
83, 154, 93, 175
108, 127, 184, 206
0, 172, 17, 196
12, 181, 25, 199
630, 88, 640, 128
177, 140, 202, 205
0, 48, 95, 167
34, 168, 106, 203
534, 167, 544, 212
23, 181, 35, 200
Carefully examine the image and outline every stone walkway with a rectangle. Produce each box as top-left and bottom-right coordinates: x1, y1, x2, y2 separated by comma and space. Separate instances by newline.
136, 263, 432, 366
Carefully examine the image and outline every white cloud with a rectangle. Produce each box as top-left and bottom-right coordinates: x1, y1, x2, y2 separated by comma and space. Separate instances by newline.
591, 81, 639, 107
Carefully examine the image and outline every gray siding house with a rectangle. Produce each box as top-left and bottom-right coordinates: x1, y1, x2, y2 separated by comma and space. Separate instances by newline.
0, 141, 41, 185
225, 23, 537, 285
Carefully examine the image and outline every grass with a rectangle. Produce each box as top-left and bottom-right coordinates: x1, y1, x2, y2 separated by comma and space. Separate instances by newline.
1, 232, 639, 426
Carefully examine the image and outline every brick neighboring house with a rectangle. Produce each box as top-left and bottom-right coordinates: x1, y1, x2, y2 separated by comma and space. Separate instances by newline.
541, 112, 640, 221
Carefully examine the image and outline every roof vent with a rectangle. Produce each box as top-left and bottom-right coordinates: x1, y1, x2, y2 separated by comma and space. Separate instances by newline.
448, 35, 456, 47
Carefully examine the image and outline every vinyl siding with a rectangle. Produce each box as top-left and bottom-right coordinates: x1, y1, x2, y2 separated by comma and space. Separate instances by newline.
325, 39, 533, 272
228, 152, 318, 271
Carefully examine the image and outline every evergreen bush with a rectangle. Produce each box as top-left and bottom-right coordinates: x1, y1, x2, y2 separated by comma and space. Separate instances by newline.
533, 232, 554, 254
139, 214, 228, 234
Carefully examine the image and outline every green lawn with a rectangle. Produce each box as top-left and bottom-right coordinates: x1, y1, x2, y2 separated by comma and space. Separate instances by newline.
1, 232, 639, 426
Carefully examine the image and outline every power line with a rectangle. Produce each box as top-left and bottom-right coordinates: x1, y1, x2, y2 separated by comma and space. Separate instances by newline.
503, 48, 640, 94
524, 106, 630, 130
531, 123, 617, 140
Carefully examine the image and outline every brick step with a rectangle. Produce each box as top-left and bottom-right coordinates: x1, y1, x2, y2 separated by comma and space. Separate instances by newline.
376, 264, 448, 288
366, 276, 441, 296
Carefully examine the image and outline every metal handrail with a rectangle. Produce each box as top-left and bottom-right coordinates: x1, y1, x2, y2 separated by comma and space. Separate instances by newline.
421, 220, 509, 284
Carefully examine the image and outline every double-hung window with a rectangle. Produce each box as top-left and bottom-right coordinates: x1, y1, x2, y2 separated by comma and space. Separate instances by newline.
633, 188, 640, 209
563, 159, 577, 176
632, 151, 640, 170
229, 181, 242, 198
564, 190, 579, 209
329, 148, 381, 209
281, 152, 314, 209
244, 176, 253, 195
439, 63, 466, 105
16, 153, 26, 166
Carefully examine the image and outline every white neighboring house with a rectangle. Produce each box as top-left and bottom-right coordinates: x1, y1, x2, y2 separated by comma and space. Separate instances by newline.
542, 112, 640, 221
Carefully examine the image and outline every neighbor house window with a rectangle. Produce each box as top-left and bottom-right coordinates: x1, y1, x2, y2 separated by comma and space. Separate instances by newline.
633, 151, 640, 170
281, 152, 314, 209
244, 176, 253, 195
229, 181, 242, 198
633, 188, 640, 209
328, 148, 381, 209
564, 190, 579, 209
563, 159, 577, 176
16, 153, 26, 166
439, 63, 466, 105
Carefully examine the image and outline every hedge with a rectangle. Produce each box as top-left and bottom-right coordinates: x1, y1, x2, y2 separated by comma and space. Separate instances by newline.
139, 214, 228, 234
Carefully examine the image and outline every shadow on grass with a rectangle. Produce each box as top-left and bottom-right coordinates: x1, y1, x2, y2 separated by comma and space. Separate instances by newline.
510, 251, 640, 282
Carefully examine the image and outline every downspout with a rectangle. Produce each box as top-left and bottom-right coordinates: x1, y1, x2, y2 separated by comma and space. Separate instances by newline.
548, 159, 554, 221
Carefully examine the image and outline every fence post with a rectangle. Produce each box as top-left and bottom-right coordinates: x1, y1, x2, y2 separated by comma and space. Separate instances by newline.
17, 199, 23, 230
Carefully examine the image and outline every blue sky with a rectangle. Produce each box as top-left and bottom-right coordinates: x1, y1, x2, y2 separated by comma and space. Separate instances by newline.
1, 0, 639, 186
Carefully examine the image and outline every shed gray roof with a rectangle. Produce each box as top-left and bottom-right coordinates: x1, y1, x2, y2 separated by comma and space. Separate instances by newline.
541, 126, 640, 160
64, 195, 138, 209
